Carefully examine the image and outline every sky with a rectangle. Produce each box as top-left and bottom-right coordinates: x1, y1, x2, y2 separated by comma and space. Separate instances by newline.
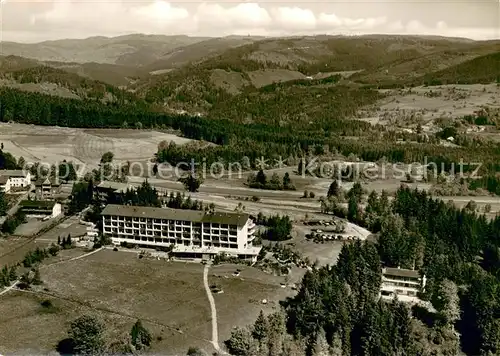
0, 0, 499, 43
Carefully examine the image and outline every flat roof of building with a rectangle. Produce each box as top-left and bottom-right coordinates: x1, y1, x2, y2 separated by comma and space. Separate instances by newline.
101, 204, 250, 227
96, 181, 133, 193
382, 267, 420, 279
0, 170, 27, 178
20, 200, 57, 209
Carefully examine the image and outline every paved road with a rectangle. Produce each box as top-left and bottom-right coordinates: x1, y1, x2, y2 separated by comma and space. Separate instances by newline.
128, 176, 305, 200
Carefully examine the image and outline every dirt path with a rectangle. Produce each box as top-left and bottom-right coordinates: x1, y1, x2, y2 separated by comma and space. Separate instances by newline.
0, 247, 104, 298
0, 280, 18, 297
203, 264, 226, 354
42, 247, 104, 269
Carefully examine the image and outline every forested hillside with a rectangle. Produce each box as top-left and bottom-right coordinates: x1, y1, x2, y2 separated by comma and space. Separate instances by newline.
2, 35, 500, 173
0, 55, 147, 87
3, 33, 500, 356
2, 86, 500, 176
2, 35, 499, 112
0, 66, 139, 101
226, 186, 500, 356
417, 51, 500, 85
0, 34, 208, 65
0, 55, 42, 72
135, 36, 500, 112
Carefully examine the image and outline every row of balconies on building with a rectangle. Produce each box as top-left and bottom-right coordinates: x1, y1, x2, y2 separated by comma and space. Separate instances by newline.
111, 235, 239, 249
381, 276, 420, 286
104, 221, 238, 235
103, 227, 237, 237
103, 228, 238, 242
382, 280, 420, 289
106, 217, 238, 230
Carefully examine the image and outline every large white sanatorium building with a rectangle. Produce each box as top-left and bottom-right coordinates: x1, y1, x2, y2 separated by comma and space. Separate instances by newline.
101, 204, 261, 261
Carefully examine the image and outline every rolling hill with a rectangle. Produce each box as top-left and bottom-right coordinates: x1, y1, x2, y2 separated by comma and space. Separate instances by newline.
133, 35, 500, 114
0, 34, 208, 65
416, 50, 500, 85
2, 34, 500, 124
145, 36, 263, 73
0, 65, 144, 102
0, 54, 148, 87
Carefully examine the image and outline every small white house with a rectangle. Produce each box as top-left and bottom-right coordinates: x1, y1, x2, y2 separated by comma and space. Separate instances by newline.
0, 170, 31, 190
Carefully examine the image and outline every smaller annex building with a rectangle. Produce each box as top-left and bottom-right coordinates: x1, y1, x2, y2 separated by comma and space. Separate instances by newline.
380, 267, 426, 303
19, 200, 62, 219
35, 177, 61, 200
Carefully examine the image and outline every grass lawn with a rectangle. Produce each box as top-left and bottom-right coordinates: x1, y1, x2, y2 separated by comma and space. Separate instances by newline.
0, 249, 212, 354
0, 249, 308, 354
0, 238, 39, 266
209, 263, 303, 344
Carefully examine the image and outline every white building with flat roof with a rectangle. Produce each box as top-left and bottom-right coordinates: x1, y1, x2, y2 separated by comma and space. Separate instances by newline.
380, 267, 426, 304
19, 200, 62, 219
101, 204, 260, 261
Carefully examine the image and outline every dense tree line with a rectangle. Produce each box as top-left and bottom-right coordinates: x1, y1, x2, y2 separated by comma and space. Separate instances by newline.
105, 180, 204, 211
234, 184, 500, 355
22, 246, 51, 267
163, 191, 204, 211
68, 181, 94, 214
59, 314, 153, 354
226, 241, 421, 355
247, 170, 296, 191
0, 147, 18, 170
1, 210, 26, 234
3, 87, 500, 175
0, 265, 17, 287
417, 52, 500, 86
0, 190, 8, 216
209, 84, 381, 130
253, 213, 293, 241
469, 174, 500, 195
114, 180, 161, 208
387, 187, 500, 355
5, 66, 142, 102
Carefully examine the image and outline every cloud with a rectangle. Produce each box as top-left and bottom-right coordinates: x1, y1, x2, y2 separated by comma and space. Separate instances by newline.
194, 3, 271, 31
132, 1, 189, 22
2, 1, 498, 42
271, 7, 317, 31
393, 20, 499, 40
318, 13, 387, 31
28, 0, 190, 35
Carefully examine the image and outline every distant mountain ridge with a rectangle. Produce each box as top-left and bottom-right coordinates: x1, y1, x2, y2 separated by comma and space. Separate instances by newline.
1, 34, 499, 120
0, 34, 256, 67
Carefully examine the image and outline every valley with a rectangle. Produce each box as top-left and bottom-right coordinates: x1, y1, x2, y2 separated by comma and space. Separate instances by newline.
0, 32, 500, 356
